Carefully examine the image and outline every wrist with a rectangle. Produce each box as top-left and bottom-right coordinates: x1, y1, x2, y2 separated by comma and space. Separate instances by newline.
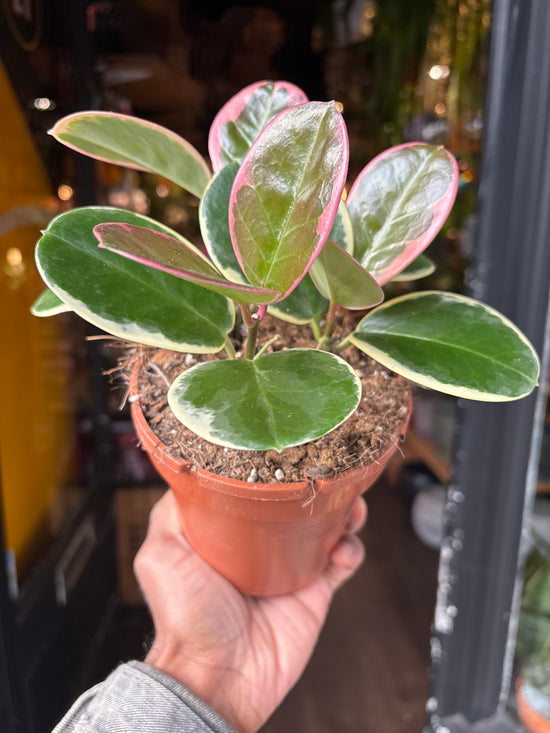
145, 641, 258, 733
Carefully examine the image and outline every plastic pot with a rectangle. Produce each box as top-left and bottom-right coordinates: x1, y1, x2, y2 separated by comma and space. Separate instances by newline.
517, 677, 550, 733
129, 361, 411, 596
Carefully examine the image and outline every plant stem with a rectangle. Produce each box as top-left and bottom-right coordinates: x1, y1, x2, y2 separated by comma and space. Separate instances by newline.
224, 335, 236, 359
254, 335, 279, 359
240, 304, 262, 359
240, 304, 266, 359
323, 300, 338, 339
316, 301, 340, 351
245, 322, 259, 359
240, 304, 254, 328
311, 316, 322, 342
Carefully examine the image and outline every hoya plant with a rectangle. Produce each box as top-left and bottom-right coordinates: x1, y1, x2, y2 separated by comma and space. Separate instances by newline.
32, 80, 539, 452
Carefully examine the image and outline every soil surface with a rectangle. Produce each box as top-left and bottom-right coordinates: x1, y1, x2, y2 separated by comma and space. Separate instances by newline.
121, 317, 411, 484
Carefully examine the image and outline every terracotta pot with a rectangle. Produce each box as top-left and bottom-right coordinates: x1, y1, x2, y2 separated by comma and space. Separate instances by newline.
129, 362, 411, 596
517, 677, 550, 733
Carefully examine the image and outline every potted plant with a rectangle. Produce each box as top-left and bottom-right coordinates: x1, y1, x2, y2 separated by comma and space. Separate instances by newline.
517, 656, 550, 733
516, 530, 550, 732
31, 80, 539, 595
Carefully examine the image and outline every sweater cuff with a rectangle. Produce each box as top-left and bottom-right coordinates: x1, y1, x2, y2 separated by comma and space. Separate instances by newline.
53, 660, 237, 733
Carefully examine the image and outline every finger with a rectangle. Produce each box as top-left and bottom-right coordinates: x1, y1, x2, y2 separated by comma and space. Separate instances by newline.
135, 491, 189, 579
147, 490, 181, 536
322, 533, 365, 594
344, 496, 367, 535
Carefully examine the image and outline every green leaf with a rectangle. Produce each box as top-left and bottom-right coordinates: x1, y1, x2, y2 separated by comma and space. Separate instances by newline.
50, 112, 211, 198
31, 288, 72, 316
168, 349, 361, 451
310, 239, 383, 309
330, 200, 354, 254
35, 207, 234, 353
95, 222, 280, 305
208, 80, 308, 171
265, 201, 353, 324
268, 274, 328, 324
350, 291, 540, 401
391, 253, 436, 282
230, 102, 348, 298
199, 162, 246, 283
348, 143, 458, 284
199, 163, 335, 321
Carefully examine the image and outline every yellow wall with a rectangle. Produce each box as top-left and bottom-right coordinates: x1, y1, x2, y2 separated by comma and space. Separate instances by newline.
0, 60, 76, 579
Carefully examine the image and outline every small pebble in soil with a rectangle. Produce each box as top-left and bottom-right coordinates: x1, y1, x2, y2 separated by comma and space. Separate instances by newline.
274, 468, 285, 481
247, 468, 258, 483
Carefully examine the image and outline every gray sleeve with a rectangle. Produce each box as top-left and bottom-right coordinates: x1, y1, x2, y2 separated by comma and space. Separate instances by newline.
52, 660, 237, 733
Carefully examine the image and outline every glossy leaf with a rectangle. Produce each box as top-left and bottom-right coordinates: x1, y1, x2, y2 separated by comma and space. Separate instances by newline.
347, 143, 458, 284
391, 253, 436, 282
31, 288, 71, 316
350, 291, 539, 401
310, 239, 384, 309
199, 163, 330, 321
95, 222, 280, 305
208, 80, 308, 172
199, 162, 246, 283
230, 102, 349, 298
50, 112, 211, 198
269, 275, 328, 324
35, 207, 234, 352
270, 202, 355, 323
168, 349, 361, 450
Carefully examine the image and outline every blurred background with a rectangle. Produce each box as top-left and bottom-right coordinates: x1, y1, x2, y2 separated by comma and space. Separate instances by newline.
1, 2, 549, 732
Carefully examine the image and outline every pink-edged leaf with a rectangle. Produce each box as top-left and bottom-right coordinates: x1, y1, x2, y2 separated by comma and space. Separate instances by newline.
309, 239, 384, 310
229, 101, 349, 299
208, 80, 308, 172
50, 112, 211, 198
347, 143, 458, 285
94, 223, 280, 305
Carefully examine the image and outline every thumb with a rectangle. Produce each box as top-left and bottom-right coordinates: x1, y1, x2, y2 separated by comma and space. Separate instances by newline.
322, 532, 365, 594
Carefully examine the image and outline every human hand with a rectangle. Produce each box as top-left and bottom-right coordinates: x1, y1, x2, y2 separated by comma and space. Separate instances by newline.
134, 490, 366, 733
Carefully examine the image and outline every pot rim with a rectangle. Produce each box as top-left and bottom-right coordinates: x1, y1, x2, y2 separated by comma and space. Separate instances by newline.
129, 356, 412, 500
